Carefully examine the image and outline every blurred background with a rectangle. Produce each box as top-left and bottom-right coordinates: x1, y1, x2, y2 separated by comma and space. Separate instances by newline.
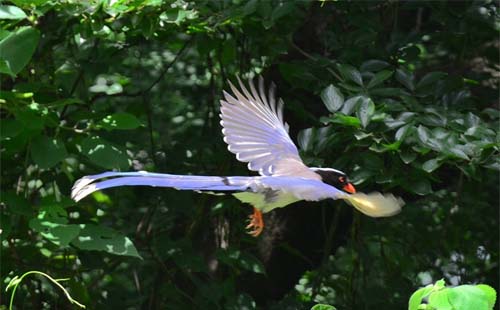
1, 0, 498, 309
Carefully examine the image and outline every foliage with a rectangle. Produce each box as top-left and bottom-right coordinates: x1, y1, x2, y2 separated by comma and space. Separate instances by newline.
409, 279, 497, 310
5, 271, 85, 309
1, 0, 498, 309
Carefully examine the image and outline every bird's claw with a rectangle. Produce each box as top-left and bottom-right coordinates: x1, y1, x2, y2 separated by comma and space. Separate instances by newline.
246, 208, 264, 237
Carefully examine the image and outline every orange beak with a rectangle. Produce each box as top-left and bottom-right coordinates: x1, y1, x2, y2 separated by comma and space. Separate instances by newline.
343, 183, 356, 194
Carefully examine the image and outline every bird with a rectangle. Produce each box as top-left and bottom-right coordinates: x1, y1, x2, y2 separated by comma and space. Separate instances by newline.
72, 76, 403, 237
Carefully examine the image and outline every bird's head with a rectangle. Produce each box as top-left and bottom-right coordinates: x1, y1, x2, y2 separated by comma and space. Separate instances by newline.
312, 168, 356, 194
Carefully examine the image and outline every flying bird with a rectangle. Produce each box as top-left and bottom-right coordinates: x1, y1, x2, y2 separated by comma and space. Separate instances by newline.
72, 77, 403, 236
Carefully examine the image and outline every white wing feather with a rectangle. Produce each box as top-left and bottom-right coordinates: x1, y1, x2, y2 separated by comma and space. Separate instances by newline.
220, 76, 319, 180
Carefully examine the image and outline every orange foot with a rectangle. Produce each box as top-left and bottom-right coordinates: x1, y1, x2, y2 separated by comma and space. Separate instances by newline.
246, 208, 264, 237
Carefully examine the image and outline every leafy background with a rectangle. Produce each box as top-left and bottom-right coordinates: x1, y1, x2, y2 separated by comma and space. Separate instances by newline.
1, 0, 498, 309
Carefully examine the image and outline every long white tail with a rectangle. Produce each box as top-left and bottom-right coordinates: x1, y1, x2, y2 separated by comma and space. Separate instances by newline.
71, 171, 255, 202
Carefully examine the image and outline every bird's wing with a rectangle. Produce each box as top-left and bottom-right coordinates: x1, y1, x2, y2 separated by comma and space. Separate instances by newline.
220, 76, 320, 180
256, 176, 345, 201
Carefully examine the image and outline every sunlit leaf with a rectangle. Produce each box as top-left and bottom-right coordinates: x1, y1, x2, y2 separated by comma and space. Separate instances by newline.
428, 289, 453, 310
448, 285, 491, 310
0, 5, 27, 19
408, 285, 433, 310
98, 113, 142, 130
81, 136, 130, 170
71, 224, 141, 258
0, 26, 40, 76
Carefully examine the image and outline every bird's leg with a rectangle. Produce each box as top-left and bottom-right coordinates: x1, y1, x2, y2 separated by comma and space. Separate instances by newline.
246, 208, 264, 237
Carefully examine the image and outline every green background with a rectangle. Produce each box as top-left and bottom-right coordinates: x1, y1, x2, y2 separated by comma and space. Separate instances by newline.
1, 1, 498, 309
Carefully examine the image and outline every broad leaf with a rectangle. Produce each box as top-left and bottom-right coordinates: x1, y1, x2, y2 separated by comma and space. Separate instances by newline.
356, 97, 375, 128
408, 285, 433, 310
31, 136, 68, 169
341, 95, 364, 115
360, 59, 390, 72
395, 69, 415, 91
422, 158, 441, 173
98, 112, 142, 130
0, 5, 27, 19
71, 224, 141, 258
0, 26, 40, 76
337, 64, 363, 86
321, 85, 344, 112
417, 71, 448, 89
448, 285, 491, 310
367, 70, 393, 89
81, 136, 130, 170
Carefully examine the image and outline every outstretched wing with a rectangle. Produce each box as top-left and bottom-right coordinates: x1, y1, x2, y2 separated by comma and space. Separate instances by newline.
220, 76, 319, 180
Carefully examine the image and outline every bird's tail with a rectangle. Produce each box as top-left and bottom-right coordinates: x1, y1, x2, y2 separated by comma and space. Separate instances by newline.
71, 171, 254, 202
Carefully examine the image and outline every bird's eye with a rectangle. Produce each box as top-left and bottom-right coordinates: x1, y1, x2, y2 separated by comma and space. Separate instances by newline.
339, 176, 345, 183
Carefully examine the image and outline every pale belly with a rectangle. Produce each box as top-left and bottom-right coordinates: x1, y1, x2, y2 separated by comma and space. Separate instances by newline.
232, 190, 299, 213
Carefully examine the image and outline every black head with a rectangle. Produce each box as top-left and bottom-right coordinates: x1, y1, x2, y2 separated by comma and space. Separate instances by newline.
312, 168, 356, 193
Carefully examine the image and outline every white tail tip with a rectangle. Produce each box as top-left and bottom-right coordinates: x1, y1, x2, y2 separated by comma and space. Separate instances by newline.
342, 192, 404, 217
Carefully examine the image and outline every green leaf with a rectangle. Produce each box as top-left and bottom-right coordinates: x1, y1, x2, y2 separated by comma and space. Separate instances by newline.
370, 87, 408, 97
217, 249, 265, 274
81, 136, 130, 170
417, 72, 448, 89
476, 284, 497, 308
0, 5, 27, 19
29, 219, 81, 247
325, 114, 361, 127
417, 125, 430, 144
400, 150, 417, 164
412, 178, 432, 195
337, 64, 363, 86
409, 285, 433, 310
448, 285, 491, 310
71, 224, 141, 258
31, 136, 68, 169
271, 2, 294, 22
367, 70, 393, 88
15, 109, 44, 130
221, 38, 236, 65
422, 158, 441, 173
356, 97, 375, 128
1, 191, 32, 216
243, 0, 258, 15
98, 112, 142, 130
0, 26, 40, 76
360, 59, 390, 72
341, 95, 363, 115
395, 69, 415, 91
311, 304, 337, 310
395, 124, 413, 141
321, 85, 344, 112
428, 289, 453, 310
0, 119, 23, 139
